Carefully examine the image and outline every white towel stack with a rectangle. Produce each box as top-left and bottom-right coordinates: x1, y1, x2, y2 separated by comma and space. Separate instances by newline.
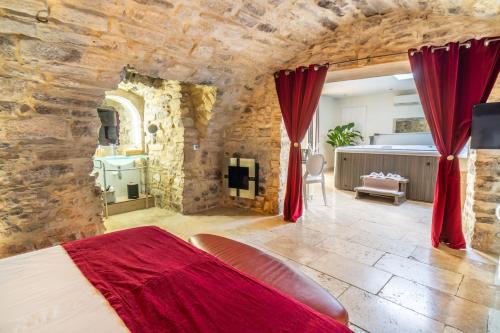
367, 172, 403, 180
368, 172, 385, 178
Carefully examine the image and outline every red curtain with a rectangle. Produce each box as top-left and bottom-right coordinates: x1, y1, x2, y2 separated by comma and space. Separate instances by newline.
275, 64, 328, 222
408, 37, 500, 249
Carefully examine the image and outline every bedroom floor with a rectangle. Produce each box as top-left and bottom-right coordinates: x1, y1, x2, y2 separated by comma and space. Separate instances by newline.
106, 173, 499, 333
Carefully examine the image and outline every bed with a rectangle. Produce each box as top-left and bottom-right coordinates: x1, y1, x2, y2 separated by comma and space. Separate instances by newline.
0, 226, 352, 333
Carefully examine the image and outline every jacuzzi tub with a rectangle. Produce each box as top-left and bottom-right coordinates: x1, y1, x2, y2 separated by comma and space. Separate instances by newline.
334, 145, 468, 202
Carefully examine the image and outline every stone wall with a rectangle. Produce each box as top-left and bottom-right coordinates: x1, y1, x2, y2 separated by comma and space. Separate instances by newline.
463, 150, 500, 254
463, 84, 500, 255
180, 83, 222, 213
0, 78, 104, 257
223, 77, 282, 213
1, 0, 499, 258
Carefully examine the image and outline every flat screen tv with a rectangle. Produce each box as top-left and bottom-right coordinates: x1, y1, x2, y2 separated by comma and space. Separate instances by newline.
471, 102, 500, 149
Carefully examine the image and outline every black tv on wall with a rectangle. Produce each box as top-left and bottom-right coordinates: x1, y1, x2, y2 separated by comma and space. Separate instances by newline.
471, 102, 500, 149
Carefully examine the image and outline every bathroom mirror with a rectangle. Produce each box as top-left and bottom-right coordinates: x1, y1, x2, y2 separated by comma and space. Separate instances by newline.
97, 107, 119, 146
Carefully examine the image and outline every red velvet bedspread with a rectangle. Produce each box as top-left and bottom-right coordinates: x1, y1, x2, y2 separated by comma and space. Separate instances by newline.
63, 226, 352, 333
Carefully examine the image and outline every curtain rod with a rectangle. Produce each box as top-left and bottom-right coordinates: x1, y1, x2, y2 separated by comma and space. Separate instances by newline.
276, 37, 499, 75
326, 36, 500, 65
332, 37, 500, 64
325, 51, 407, 67
410, 36, 500, 55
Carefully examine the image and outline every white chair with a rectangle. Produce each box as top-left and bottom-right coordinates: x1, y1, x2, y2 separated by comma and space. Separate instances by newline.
303, 154, 327, 209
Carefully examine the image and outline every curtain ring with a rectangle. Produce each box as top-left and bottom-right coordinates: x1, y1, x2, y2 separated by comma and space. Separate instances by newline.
446, 155, 454, 161
293, 142, 299, 148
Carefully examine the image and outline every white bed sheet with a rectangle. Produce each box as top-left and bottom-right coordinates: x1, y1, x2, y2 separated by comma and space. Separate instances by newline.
0, 245, 128, 332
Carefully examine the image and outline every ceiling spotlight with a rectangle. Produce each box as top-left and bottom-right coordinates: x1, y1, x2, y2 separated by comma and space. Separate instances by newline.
394, 73, 414, 80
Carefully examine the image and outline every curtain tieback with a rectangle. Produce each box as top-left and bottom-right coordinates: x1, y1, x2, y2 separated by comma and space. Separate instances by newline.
293, 142, 299, 148
446, 155, 455, 161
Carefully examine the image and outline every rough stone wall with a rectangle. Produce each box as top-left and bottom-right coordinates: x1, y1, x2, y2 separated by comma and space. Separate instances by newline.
0, 0, 499, 257
0, 77, 104, 257
119, 70, 218, 213
180, 83, 221, 213
463, 83, 500, 255
119, 73, 186, 211
223, 77, 282, 213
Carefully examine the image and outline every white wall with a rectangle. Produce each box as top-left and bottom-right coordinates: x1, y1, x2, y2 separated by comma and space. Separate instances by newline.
336, 92, 424, 144
318, 96, 340, 168
316, 91, 425, 168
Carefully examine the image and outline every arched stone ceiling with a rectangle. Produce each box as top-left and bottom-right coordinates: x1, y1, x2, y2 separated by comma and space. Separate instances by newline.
1, 0, 499, 125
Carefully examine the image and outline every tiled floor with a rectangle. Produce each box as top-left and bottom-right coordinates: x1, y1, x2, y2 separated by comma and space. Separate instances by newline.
106, 173, 499, 333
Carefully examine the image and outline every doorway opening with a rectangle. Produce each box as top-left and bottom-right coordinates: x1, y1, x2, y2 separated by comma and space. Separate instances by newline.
92, 68, 217, 217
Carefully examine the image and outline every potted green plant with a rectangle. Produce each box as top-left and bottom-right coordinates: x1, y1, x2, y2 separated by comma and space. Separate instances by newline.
326, 122, 363, 168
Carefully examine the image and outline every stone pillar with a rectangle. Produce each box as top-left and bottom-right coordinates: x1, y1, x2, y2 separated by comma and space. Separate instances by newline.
118, 69, 218, 214
463, 149, 500, 254
463, 81, 500, 254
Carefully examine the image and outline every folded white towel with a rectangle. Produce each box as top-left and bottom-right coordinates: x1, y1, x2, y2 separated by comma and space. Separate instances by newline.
369, 172, 385, 178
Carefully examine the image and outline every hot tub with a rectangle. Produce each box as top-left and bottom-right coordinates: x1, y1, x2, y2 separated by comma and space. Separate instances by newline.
334, 145, 467, 202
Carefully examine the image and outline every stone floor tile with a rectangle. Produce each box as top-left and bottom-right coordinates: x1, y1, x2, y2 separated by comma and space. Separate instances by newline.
349, 323, 369, 333
339, 286, 445, 333
375, 254, 463, 294
298, 265, 350, 297
317, 235, 385, 266
349, 231, 417, 257
309, 252, 392, 294
379, 276, 489, 333
457, 276, 500, 309
410, 246, 496, 283
263, 235, 329, 265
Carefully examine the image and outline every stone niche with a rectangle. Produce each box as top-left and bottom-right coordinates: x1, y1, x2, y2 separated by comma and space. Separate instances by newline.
118, 69, 218, 213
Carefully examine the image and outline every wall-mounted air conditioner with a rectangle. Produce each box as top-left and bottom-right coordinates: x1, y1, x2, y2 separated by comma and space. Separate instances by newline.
393, 94, 420, 106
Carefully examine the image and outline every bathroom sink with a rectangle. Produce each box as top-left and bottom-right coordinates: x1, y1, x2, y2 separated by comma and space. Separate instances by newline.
95, 155, 147, 167
106, 159, 134, 167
